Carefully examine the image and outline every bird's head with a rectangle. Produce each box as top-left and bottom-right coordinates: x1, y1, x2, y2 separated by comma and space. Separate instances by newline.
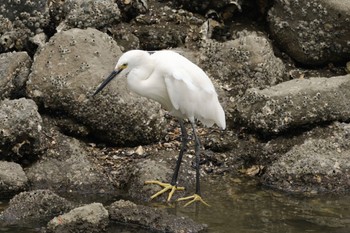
93, 50, 149, 96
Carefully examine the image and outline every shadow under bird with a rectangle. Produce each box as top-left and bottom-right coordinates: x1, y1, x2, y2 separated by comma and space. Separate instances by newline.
93, 50, 225, 206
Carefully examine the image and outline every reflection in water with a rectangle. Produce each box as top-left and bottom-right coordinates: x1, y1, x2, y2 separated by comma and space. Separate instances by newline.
1, 175, 350, 233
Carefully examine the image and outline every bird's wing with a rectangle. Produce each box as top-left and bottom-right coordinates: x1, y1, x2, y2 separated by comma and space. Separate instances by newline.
164, 69, 219, 125
152, 50, 225, 128
164, 70, 194, 111
152, 50, 216, 93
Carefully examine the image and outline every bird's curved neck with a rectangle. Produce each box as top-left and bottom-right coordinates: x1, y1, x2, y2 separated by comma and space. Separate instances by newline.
126, 61, 171, 110
127, 62, 154, 95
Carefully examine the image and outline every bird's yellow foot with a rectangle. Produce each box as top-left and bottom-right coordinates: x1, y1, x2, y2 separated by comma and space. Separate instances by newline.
144, 180, 185, 201
177, 194, 210, 207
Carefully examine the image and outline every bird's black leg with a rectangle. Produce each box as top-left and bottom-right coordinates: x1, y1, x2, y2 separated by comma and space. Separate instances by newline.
145, 120, 209, 206
144, 119, 187, 201
191, 122, 201, 195
177, 122, 209, 207
170, 119, 188, 186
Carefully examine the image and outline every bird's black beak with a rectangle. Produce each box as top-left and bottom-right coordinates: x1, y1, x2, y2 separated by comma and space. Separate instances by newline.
93, 69, 122, 96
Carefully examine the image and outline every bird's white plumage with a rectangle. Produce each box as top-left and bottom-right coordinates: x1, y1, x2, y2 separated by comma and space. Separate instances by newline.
115, 50, 226, 129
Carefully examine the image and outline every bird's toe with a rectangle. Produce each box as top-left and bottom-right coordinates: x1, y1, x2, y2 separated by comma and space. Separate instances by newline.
144, 180, 185, 201
177, 194, 210, 207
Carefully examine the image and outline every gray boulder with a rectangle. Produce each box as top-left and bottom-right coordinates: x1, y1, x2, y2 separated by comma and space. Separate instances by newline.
0, 0, 50, 51
200, 31, 287, 97
25, 128, 115, 194
268, 0, 350, 65
0, 189, 72, 224
27, 27, 167, 145
262, 122, 350, 194
109, 199, 207, 233
0, 52, 32, 99
52, 0, 121, 31
116, 0, 149, 21
110, 1, 204, 51
0, 98, 45, 162
107, 23, 140, 51
199, 31, 287, 127
126, 151, 199, 202
0, 161, 28, 198
127, 158, 174, 202
47, 203, 109, 233
170, 0, 242, 16
236, 74, 350, 133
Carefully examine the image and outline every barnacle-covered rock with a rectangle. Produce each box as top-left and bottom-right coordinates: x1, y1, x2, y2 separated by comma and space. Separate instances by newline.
236, 74, 350, 133
27, 28, 166, 145
0, 0, 50, 51
51, 0, 121, 31
268, 0, 350, 65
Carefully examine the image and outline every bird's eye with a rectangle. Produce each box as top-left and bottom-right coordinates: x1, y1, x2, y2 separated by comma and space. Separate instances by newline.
121, 63, 128, 69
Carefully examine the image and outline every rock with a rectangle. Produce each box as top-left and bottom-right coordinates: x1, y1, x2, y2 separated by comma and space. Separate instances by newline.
0, 189, 72, 224
108, 23, 140, 51
268, 0, 350, 66
133, 23, 187, 51
200, 31, 287, 97
46, 203, 109, 233
127, 158, 173, 201
0, 98, 45, 163
26, 27, 167, 145
108, 199, 207, 233
171, 0, 270, 22
116, 0, 149, 21
126, 151, 199, 202
29, 32, 47, 49
171, 0, 240, 15
262, 122, 350, 194
25, 128, 115, 194
236, 74, 350, 133
0, 52, 32, 99
44, 114, 90, 138
0, 161, 28, 198
0, 0, 50, 51
199, 31, 287, 128
110, 1, 203, 50
52, 0, 121, 31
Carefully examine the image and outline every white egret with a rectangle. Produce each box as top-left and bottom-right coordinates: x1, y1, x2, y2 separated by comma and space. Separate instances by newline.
93, 50, 225, 206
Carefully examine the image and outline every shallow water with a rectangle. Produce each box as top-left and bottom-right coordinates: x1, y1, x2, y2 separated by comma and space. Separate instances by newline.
1, 175, 350, 233
170, 176, 350, 233
0, 200, 39, 233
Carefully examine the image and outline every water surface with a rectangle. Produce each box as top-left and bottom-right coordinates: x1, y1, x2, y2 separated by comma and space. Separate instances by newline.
1, 175, 350, 233
170, 175, 350, 233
